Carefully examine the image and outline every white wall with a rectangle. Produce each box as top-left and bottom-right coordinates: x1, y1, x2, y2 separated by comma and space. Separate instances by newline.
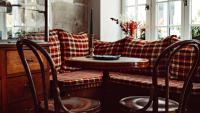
100, 0, 121, 42
89, 0, 122, 42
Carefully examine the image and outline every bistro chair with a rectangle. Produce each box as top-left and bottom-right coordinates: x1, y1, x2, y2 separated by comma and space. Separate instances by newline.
119, 40, 200, 113
16, 39, 101, 113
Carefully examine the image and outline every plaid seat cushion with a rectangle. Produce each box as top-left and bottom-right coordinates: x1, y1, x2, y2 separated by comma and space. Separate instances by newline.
110, 72, 200, 95
170, 44, 200, 82
57, 70, 103, 88
122, 35, 178, 74
58, 31, 89, 71
94, 37, 128, 55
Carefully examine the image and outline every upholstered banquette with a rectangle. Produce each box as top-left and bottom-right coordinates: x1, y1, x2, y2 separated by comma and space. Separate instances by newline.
28, 29, 200, 113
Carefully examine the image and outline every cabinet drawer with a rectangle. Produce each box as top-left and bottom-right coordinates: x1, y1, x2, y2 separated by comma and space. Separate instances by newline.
8, 99, 35, 113
7, 50, 48, 75
7, 74, 49, 103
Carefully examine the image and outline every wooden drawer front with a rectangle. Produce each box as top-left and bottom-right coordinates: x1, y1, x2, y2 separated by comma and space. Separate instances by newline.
8, 99, 35, 113
7, 50, 47, 75
7, 74, 47, 103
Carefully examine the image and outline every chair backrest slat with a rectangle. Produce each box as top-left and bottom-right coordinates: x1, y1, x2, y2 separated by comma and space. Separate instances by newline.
16, 39, 63, 113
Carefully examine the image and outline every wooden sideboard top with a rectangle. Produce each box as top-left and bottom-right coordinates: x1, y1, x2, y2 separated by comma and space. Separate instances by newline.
0, 40, 49, 48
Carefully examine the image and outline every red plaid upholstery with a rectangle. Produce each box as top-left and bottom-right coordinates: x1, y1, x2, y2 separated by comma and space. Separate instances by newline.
110, 72, 200, 94
25, 31, 62, 72
57, 70, 103, 88
170, 44, 200, 81
122, 35, 178, 74
48, 31, 62, 72
94, 37, 128, 55
58, 31, 89, 71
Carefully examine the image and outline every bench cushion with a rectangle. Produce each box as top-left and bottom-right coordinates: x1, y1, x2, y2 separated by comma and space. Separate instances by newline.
58, 31, 89, 72
57, 70, 103, 88
110, 72, 200, 95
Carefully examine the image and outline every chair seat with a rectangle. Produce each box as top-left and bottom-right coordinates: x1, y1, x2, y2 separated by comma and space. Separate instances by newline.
120, 96, 178, 113
40, 97, 101, 113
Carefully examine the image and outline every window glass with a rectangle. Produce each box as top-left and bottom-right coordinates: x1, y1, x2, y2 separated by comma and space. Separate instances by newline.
191, 0, 200, 38
169, 1, 181, 26
170, 27, 181, 37
126, 7, 135, 18
192, 0, 200, 25
126, 0, 135, 6
157, 0, 168, 2
138, 6, 146, 24
137, 6, 146, 39
4, 0, 45, 39
124, 0, 147, 39
123, 0, 199, 40
157, 27, 167, 39
157, 2, 168, 26
138, 0, 146, 5
156, 0, 181, 39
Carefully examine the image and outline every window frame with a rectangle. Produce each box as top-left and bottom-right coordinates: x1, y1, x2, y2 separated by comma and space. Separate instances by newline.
122, 0, 199, 40
122, 0, 151, 40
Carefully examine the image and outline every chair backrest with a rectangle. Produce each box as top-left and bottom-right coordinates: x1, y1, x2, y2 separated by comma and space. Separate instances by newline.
152, 40, 200, 113
16, 39, 68, 113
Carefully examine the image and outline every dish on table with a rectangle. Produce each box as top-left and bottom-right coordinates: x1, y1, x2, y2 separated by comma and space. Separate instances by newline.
93, 55, 121, 60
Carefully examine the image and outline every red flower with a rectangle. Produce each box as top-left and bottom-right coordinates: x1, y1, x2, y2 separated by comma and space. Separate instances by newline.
111, 18, 138, 37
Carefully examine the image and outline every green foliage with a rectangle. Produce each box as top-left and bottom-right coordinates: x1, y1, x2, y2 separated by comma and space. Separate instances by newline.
192, 26, 200, 37
15, 30, 26, 38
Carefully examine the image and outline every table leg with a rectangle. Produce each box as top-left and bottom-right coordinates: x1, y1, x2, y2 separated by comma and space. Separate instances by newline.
101, 71, 110, 113
103, 71, 110, 82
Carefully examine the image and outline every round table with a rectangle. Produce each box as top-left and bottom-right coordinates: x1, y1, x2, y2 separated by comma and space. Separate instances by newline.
66, 56, 149, 71
66, 56, 149, 79
66, 56, 149, 112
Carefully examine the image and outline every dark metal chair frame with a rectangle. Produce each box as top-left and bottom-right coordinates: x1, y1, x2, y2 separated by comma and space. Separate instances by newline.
16, 39, 101, 113
120, 39, 200, 113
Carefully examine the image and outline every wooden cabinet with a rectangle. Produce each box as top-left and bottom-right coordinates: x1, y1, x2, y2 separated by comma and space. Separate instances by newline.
7, 50, 47, 75
0, 42, 49, 113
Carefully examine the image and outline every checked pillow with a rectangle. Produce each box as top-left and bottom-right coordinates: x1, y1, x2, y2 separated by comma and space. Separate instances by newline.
25, 31, 62, 72
170, 44, 200, 82
58, 31, 89, 72
48, 31, 62, 72
94, 37, 129, 55
122, 35, 178, 74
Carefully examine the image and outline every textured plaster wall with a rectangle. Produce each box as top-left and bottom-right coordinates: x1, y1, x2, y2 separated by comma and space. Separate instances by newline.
51, 0, 88, 33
